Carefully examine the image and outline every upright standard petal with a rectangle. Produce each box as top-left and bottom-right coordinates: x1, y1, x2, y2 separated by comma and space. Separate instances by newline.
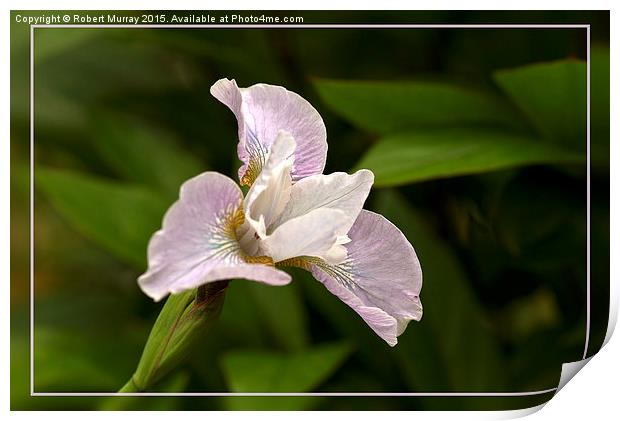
243, 131, 296, 239
210, 78, 327, 185
306, 210, 423, 346
138, 172, 291, 301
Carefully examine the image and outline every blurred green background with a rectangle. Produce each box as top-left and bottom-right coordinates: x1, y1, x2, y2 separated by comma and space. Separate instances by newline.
10, 11, 609, 410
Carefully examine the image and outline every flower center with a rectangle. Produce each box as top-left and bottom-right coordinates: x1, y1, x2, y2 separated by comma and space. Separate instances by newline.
233, 209, 274, 265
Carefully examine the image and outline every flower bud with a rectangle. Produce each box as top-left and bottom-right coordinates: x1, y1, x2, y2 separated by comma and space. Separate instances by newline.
119, 281, 228, 392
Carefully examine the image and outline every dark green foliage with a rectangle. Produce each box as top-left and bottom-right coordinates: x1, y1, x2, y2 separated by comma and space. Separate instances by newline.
10, 11, 607, 410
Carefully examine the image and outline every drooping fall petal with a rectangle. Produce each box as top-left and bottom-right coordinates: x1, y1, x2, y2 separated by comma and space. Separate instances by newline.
309, 210, 423, 346
138, 172, 291, 301
210, 78, 327, 185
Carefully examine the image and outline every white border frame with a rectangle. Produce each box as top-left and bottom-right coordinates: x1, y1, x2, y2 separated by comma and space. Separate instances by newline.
28, 21, 591, 399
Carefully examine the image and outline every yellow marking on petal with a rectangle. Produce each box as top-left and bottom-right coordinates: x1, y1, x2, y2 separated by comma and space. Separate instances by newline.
244, 255, 275, 265
207, 203, 247, 263
216, 205, 274, 266
216, 205, 245, 239
240, 156, 263, 186
277, 256, 357, 290
276, 256, 324, 270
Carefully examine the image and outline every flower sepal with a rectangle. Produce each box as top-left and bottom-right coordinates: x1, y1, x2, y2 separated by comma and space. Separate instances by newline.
119, 281, 228, 392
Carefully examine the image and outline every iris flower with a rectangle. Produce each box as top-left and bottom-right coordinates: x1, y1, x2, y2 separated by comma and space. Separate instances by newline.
138, 79, 423, 346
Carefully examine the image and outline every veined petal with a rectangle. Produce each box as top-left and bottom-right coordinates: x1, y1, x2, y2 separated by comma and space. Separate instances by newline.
261, 208, 349, 263
210, 78, 327, 185
271, 169, 374, 237
307, 210, 423, 346
243, 131, 295, 238
138, 172, 291, 301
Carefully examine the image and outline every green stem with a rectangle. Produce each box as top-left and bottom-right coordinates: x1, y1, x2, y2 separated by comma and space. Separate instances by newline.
117, 281, 230, 393
118, 376, 141, 393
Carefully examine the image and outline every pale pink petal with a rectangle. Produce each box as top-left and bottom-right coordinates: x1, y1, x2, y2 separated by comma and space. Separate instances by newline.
210, 78, 327, 184
309, 210, 423, 346
138, 172, 291, 301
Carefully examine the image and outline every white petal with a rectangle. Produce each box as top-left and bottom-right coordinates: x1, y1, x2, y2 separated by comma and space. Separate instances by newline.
309, 210, 423, 346
243, 131, 295, 238
321, 243, 348, 265
271, 170, 374, 238
138, 172, 291, 301
260, 208, 349, 263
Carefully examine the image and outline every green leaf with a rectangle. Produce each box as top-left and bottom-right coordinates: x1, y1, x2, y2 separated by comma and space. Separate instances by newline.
36, 29, 190, 102
374, 190, 506, 391
217, 281, 270, 348
35, 28, 101, 62
314, 79, 524, 134
295, 268, 400, 381
34, 327, 122, 392
493, 59, 586, 146
355, 129, 583, 187
12, 327, 108, 409
220, 343, 351, 410
217, 281, 309, 354
247, 282, 309, 351
36, 168, 168, 268
92, 114, 205, 198
221, 343, 351, 392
